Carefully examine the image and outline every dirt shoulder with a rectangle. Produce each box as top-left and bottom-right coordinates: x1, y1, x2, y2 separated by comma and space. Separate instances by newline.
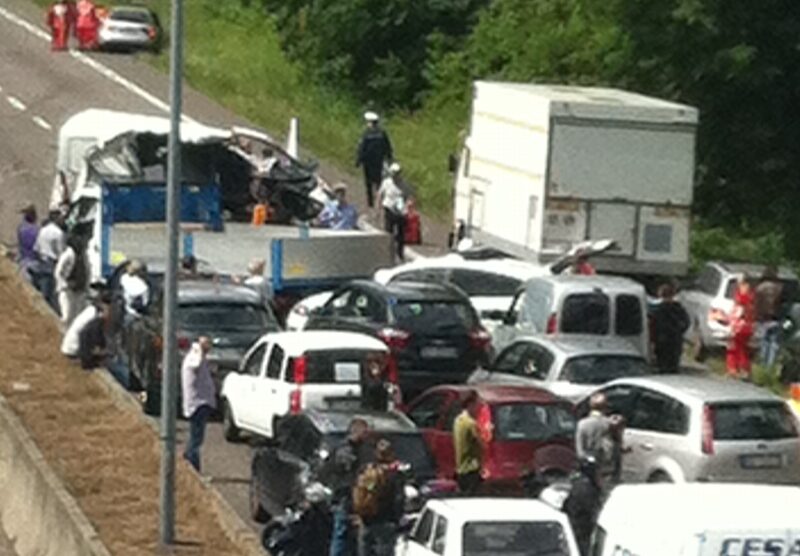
0, 257, 257, 555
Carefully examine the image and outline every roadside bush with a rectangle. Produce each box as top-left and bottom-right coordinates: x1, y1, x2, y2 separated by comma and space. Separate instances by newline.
690, 223, 786, 272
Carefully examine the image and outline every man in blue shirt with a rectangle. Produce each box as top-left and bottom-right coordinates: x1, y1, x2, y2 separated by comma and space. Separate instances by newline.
318, 182, 359, 230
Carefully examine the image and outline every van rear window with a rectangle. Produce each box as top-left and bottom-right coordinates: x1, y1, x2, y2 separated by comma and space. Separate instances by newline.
463, 521, 570, 555
713, 402, 798, 441
615, 294, 643, 335
561, 293, 609, 334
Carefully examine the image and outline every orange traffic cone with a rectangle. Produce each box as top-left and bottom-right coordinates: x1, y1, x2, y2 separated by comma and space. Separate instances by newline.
789, 383, 800, 419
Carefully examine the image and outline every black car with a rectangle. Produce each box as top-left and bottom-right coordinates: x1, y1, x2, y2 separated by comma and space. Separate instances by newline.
249, 409, 439, 523
121, 278, 281, 414
305, 280, 491, 399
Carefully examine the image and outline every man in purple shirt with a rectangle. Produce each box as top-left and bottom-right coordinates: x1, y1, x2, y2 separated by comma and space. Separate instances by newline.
17, 202, 40, 283
181, 335, 216, 472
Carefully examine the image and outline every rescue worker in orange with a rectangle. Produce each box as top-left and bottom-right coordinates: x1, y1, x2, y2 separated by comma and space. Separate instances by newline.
75, 0, 99, 50
727, 276, 755, 379
46, 0, 73, 51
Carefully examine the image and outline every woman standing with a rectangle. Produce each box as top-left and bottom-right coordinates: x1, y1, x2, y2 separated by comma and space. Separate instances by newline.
727, 276, 755, 379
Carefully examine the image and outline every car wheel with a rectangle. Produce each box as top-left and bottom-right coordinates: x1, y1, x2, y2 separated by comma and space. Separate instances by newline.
648, 471, 673, 483
249, 478, 270, 523
222, 400, 241, 442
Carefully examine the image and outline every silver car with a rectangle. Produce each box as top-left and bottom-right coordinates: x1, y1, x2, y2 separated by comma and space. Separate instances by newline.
468, 335, 650, 403
577, 374, 800, 484
679, 261, 798, 358
97, 7, 163, 53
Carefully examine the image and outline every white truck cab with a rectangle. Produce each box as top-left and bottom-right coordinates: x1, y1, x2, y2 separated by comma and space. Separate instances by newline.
594, 484, 800, 556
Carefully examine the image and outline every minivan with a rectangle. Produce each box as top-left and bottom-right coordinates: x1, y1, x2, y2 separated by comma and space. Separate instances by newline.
491, 275, 649, 356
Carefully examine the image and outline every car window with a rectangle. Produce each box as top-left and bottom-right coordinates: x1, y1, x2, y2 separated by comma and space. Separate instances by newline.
432, 515, 448, 555
697, 266, 722, 295
494, 342, 552, 380
629, 389, 689, 434
520, 280, 554, 328
463, 521, 570, 556
266, 345, 284, 379
391, 268, 450, 284
578, 385, 639, 421
493, 342, 531, 373
493, 403, 575, 441
287, 349, 383, 384
411, 509, 435, 545
177, 303, 276, 330
615, 295, 643, 335
350, 291, 385, 321
243, 342, 267, 376
442, 398, 463, 432
110, 9, 153, 23
712, 402, 798, 441
408, 393, 448, 429
326, 289, 352, 316
450, 269, 522, 297
392, 300, 477, 331
560, 355, 649, 385
561, 293, 610, 334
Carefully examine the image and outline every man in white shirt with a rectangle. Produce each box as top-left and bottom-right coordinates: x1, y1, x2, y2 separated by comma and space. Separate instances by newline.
119, 260, 150, 317
61, 287, 111, 357
34, 210, 66, 309
55, 234, 89, 326
378, 162, 411, 261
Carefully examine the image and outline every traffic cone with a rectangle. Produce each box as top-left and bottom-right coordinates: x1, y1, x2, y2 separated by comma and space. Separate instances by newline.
789, 383, 800, 419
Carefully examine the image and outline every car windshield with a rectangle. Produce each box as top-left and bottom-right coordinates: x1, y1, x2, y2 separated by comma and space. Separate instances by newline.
463, 521, 571, 556
110, 9, 152, 23
493, 403, 575, 442
323, 432, 436, 481
392, 300, 477, 332
287, 350, 386, 384
712, 402, 798, 441
560, 355, 649, 385
177, 303, 275, 331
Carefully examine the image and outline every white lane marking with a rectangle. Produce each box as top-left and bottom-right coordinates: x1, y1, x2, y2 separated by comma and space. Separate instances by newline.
32, 116, 52, 131
6, 95, 26, 111
0, 5, 197, 125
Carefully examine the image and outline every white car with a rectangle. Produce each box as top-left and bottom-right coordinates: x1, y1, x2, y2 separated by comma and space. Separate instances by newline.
220, 331, 388, 440
284, 290, 334, 331
397, 498, 579, 556
373, 240, 614, 334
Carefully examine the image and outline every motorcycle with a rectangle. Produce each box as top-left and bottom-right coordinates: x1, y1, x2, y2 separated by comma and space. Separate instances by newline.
261, 482, 333, 556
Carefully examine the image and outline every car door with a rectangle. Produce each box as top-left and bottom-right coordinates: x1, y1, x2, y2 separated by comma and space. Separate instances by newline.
624, 388, 691, 482
407, 391, 457, 478
233, 340, 268, 429
251, 341, 287, 437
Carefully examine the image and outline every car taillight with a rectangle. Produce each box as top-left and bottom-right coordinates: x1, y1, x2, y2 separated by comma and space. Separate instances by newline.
708, 308, 729, 326
469, 328, 492, 352
292, 356, 307, 384
384, 355, 399, 384
378, 328, 411, 351
289, 389, 302, 414
702, 404, 715, 455
177, 336, 191, 351
477, 403, 494, 444
546, 313, 558, 334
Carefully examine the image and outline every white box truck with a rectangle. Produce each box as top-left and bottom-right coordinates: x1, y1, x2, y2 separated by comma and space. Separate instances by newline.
453, 82, 699, 276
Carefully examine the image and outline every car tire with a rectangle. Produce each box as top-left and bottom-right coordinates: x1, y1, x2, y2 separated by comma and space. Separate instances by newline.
249, 479, 270, 523
222, 400, 241, 442
648, 471, 673, 483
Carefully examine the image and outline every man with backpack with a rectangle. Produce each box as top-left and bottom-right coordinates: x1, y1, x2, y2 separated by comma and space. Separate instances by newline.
353, 439, 405, 556
323, 418, 372, 556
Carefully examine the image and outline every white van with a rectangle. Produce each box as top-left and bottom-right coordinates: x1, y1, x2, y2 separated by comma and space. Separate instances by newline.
492, 275, 649, 356
594, 484, 800, 556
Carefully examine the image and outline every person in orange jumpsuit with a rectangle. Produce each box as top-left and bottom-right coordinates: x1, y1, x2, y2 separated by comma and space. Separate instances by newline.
75, 0, 99, 50
727, 276, 755, 379
46, 1, 72, 51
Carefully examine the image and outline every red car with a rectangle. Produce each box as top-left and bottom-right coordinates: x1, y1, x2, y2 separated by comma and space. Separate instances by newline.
405, 384, 577, 494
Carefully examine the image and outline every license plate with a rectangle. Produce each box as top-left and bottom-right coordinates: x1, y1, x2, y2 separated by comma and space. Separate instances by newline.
334, 362, 361, 383
421, 346, 458, 359
740, 454, 783, 469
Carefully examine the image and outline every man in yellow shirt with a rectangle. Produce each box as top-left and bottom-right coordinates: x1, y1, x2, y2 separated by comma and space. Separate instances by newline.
453, 391, 482, 495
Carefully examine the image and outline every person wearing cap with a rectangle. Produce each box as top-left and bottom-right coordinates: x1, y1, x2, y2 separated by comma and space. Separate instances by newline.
378, 163, 411, 260
34, 209, 66, 309
356, 112, 393, 209
16, 202, 40, 284
318, 182, 359, 230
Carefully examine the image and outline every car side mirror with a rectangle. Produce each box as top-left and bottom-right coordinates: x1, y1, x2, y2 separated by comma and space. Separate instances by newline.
447, 153, 459, 173
502, 312, 518, 326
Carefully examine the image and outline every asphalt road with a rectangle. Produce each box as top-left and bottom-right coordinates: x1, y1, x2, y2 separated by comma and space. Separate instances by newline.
0, 0, 306, 533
